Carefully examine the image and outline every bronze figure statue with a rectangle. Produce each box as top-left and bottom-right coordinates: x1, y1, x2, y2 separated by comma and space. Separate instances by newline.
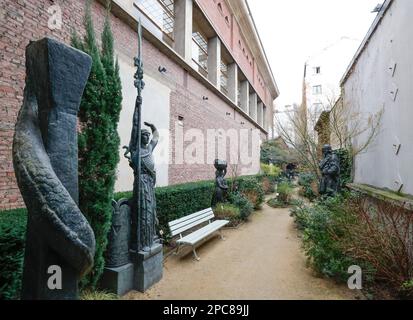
211, 160, 229, 207
319, 144, 340, 196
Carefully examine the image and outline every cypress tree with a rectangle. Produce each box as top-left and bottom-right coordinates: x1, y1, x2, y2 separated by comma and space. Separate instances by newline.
71, 0, 122, 289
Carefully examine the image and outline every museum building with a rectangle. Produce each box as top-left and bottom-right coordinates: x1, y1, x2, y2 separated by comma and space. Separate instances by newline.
0, 0, 279, 210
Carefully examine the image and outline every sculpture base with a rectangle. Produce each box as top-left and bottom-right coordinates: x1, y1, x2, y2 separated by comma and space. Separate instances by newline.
131, 244, 163, 293
99, 263, 134, 296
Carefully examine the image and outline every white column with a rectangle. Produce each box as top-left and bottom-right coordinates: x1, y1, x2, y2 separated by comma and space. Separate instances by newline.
227, 63, 238, 104
249, 91, 257, 121
174, 0, 193, 63
207, 36, 221, 87
239, 80, 249, 113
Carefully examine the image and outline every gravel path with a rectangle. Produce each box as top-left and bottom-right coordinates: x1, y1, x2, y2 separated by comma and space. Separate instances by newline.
124, 200, 362, 300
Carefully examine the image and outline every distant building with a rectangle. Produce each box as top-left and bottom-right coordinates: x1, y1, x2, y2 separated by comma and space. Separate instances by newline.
302, 37, 361, 139
341, 0, 413, 198
0, 0, 279, 210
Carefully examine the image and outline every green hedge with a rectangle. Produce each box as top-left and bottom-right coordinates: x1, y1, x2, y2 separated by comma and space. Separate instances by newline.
0, 174, 267, 299
0, 209, 27, 300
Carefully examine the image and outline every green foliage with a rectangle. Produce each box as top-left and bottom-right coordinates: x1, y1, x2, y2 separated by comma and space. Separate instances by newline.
235, 176, 265, 209
71, 2, 122, 289
277, 182, 293, 205
298, 172, 317, 201
227, 192, 254, 220
290, 194, 366, 281
260, 139, 295, 165
0, 209, 27, 300
335, 149, 353, 188
213, 203, 241, 222
267, 198, 288, 209
80, 290, 119, 300
260, 163, 282, 177
0, 175, 264, 298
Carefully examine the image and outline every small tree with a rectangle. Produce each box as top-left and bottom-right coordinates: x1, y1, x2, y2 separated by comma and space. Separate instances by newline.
276, 92, 382, 180
71, 1, 122, 289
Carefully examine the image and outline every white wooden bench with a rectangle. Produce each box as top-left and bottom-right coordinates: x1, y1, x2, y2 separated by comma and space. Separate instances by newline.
168, 208, 229, 261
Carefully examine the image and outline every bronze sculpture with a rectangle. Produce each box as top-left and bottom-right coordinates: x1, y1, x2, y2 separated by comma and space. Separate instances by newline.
127, 123, 160, 252
211, 160, 229, 207
319, 144, 341, 196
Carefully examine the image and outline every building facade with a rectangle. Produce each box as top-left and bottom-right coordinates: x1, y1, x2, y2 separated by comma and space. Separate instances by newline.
341, 0, 413, 197
0, 0, 279, 210
302, 37, 361, 139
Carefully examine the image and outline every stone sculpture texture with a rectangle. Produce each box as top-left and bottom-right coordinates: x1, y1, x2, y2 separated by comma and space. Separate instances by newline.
12, 38, 95, 300
319, 144, 341, 196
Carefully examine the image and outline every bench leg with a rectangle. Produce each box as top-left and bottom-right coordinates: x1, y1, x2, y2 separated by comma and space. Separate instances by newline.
174, 244, 181, 256
192, 246, 201, 261
219, 229, 226, 241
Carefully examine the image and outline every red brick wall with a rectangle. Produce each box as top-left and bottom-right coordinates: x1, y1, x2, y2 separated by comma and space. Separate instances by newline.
0, 0, 263, 211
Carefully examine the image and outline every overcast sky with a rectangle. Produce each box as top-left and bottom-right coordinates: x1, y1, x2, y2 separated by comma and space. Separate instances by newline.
248, 0, 381, 109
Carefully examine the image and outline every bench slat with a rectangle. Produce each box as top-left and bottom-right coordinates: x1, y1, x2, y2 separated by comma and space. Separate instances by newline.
177, 220, 229, 245
169, 208, 213, 228
169, 211, 214, 233
170, 214, 215, 237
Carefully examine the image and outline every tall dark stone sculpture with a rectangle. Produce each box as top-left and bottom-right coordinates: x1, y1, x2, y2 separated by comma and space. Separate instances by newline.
319, 144, 341, 197
211, 159, 229, 207
12, 38, 95, 300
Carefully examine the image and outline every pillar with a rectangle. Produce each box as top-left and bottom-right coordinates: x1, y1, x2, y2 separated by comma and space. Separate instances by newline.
174, 0, 193, 63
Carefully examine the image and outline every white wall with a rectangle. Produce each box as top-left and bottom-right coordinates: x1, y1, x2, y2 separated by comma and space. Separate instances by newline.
115, 55, 171, 192
305, 37, 361, 125
343, 0, 413, 195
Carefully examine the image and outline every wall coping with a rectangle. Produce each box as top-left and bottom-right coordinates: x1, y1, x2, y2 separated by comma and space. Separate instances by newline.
347, 183, 413, 212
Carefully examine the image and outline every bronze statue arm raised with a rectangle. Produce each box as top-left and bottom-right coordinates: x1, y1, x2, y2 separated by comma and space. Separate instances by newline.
144, 122, 159, 151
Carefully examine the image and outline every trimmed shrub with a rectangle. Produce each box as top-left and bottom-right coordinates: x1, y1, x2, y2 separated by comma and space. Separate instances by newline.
267, 198, 288, 209
213, 203, 241, 224
0, 209, 27, 300
227, 192, 254, 220
235, 177, 265, 209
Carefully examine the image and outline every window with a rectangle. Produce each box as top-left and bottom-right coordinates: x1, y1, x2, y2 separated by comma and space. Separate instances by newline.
313, 85, 322, 95
220, 60, 229, 95
314, 66, 321, 74
192, 24, 208, 77
135, 0, 175, 45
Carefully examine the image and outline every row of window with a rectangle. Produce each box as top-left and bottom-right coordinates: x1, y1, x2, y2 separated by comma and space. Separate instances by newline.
136, 0, 265, 127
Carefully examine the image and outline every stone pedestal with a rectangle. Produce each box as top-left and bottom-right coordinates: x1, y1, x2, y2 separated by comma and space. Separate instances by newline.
100, 263, 134, 296
132, 243, 163, 292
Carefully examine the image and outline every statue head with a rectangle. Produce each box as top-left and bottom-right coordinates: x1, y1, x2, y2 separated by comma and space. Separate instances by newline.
141, 129, 151, 146
322, 144, 332, 157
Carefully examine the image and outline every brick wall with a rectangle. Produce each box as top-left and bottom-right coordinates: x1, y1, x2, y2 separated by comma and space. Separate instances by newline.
0, 0, 263, 210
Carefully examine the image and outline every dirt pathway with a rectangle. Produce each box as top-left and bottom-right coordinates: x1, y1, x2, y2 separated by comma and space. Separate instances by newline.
124, 200, 361, 300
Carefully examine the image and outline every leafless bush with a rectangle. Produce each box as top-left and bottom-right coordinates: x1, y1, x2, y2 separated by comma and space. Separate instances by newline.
342, 197, 413, 295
